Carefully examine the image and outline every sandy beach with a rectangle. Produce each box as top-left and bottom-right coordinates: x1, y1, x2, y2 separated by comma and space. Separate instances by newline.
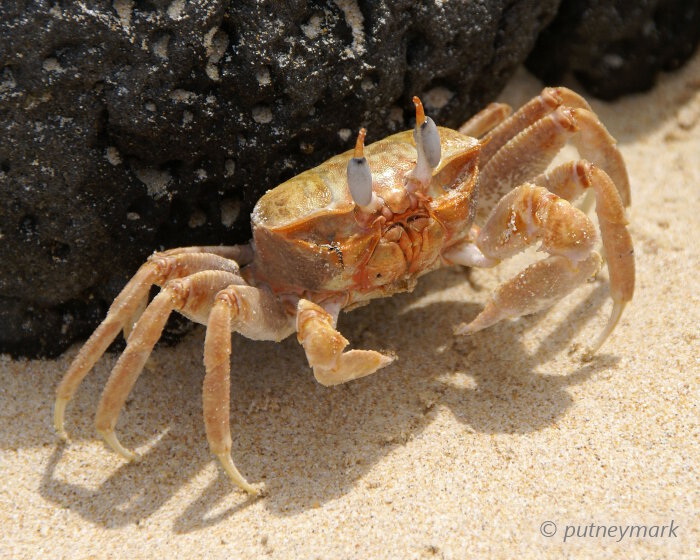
1, 53, 698, 559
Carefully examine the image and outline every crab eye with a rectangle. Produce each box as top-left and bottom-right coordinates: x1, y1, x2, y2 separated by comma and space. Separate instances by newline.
419, 116, 441, 168
408, 96, 442, 192
347, 128, 373, 207
348, 157, 372, 206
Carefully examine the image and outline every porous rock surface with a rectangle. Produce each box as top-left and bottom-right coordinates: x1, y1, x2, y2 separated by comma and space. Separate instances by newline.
1, 0, 562, 357
527, 0, 700, 99
3, 1, 700, 358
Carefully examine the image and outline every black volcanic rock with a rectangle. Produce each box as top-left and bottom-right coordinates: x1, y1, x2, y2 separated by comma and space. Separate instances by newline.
526, 0, 700, 99
2, 0, 560, 357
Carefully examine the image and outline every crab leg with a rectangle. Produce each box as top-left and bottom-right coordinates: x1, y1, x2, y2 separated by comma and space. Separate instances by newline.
203, 285, 294, 494
458, 102, 512, 138
477, 105, 629, 222
122, 293, 148, 342
54, 252, 243, 440
296, 299, 394, 386
478, 106, 579, 220
479, 86, 591, 164
93, 270, 241, 461
460, 253, 601, 331
568, 109, 631, 206
448, 182, 628, 352
533, 161, 635, 351
122, 245, 253, 341
158, 243, 254, 265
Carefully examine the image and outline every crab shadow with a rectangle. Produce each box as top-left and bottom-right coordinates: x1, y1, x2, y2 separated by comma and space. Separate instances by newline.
35, 267, 618, 531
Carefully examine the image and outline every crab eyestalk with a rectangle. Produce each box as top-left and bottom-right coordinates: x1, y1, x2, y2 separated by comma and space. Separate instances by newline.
407, 96, 441, 193
347, 128, 381, 212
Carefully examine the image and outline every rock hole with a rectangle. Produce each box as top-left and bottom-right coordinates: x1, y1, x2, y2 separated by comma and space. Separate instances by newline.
168, 197, 191, 228
188, 208, 207, 229
422, 82, 456, 113
365, 69, 380, 87
406, 32, 431, 69
220, 197, 241, 228
252, 105, 273, 124
127, 196, 156, 221
20, 215, 38, 240
49, 241, 71, 261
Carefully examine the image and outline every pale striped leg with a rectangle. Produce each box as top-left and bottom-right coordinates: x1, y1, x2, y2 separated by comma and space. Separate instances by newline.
122, 294, 148, 342
122, 244, 253, 341
477, 106, 577, 221
568, 110, 630, 206
93, 270, 242, 461
55, 252, 243, 440
479, 86, 591, 164
158, 243, 254, 265
203, 285, 294, 494
458, 102, 512, 138
476, 105, 629, 222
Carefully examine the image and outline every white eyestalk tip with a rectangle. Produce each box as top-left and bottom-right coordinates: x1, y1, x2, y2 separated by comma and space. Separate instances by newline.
347, 128, 373, 207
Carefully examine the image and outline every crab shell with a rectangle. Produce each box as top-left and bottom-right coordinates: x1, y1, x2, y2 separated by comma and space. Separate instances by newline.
249, 127, 480, 307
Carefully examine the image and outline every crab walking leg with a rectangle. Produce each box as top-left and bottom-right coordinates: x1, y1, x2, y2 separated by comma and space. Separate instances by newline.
56, 265, 161, 437
91, 270, 242, 460
533, 161, 635, 352
477, 106, 629, 222
449, 184, 614, 348
479, 86, 592, 165
122, 293, 148, 342
459, 253, 601, 332
203, 286, 294, 494
296, 299, 394, 386
477, 107, 579, 221
55, 252, 243, 440
121, 246, 253, 341
458, 102, 513, 138
158, 243, 254, 265
568, 109, 631, 206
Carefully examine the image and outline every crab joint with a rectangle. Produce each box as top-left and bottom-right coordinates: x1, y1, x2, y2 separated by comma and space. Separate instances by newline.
347, 128, 381, 212
407, 96, 441, 193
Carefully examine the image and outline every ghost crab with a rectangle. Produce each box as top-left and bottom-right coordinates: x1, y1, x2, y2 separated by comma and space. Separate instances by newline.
55, 87, 634, 495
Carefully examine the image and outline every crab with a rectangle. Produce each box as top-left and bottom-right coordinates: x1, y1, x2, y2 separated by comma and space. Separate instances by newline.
54, 87, 634, 495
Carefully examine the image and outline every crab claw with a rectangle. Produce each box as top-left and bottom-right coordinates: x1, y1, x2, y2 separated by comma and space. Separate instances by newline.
408, 96, 441, 192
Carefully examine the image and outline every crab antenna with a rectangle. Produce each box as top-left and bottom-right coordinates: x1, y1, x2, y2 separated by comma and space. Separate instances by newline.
408, 96, 441, 192
354, 127, 367, 158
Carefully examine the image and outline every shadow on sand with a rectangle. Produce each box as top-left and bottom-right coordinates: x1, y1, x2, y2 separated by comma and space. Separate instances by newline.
32, 265, 618, 531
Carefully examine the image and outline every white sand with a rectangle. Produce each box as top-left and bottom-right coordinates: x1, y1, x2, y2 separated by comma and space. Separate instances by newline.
2, 54, 699, 559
